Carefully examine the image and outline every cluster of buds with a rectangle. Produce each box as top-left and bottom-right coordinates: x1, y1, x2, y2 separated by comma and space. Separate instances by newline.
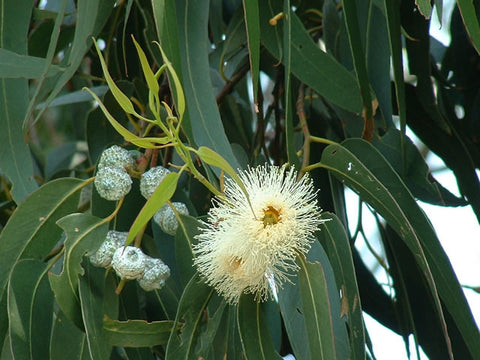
94, 145, 135, 201
89, 230, 170, 291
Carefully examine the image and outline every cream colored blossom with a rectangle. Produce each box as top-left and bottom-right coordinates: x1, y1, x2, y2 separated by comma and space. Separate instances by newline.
193, 164, 324, 304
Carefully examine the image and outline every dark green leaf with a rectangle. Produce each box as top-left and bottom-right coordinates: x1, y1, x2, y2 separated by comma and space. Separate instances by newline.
320, 139, 480, 358
175, 214, 201, 286
237, 295, 282, 360
456, 0, 480, 55
49, 213, 109, 329
175, 0, 241, 171
0, 0, 38, 203
259, 2, 362, 112
0, 49, 62, 78
242, 0, 260, 102
0, 178, 85, 302
297, 244, 350, 360
103, 318, 177, 347
318, 213, 365, 360
50, 311, 90, 360
7, 259, 53, 360
78, 262, 111, 360
165, 273, 214, 360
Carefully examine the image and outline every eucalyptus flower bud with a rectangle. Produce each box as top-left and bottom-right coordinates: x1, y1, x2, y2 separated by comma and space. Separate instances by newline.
89, 230, 127, 268
111, 246, 146, 280
140, 166, 171, 199
94, 166, 132, 201
137, 256, 171, 291
98, 145, 135, 171
154, 202, 189, 235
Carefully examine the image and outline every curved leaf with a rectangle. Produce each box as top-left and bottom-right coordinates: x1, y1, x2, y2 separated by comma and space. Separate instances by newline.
237, 295, 282, 360
7, 259, 53, 360
318, 213, 365, 360
320, 139, 480, 358
103, 318, 177, 347
49, 213, 109, 329
165, 273, 214, 360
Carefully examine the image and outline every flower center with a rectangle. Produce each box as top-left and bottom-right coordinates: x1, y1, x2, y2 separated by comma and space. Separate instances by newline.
262, 206, 281, 227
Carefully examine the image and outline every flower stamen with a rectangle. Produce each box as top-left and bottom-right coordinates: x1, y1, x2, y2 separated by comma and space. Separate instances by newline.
262, 206, 281, 227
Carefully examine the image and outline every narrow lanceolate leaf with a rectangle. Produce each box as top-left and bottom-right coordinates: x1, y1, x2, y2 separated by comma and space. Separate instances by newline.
320, 139, 480, 358
7, 260, 53, 360
0, 178, 85, 302
318, 213, 365, 360
342, 0, 374, 140
49, 213, 109, 329
0, 0, 37, 203
456, 0, 480, 55
50, 311, 89, 360
259, 1, 362, 113
175, 0, 240, 171
242, 0, 260, 102
237, 295, 282, 360
78, 262, 111, 360
131, 35, 159, 96
126, 172, 179, 245
297, 242, 350, 360
0, 49, 62, 78
165, 273, 214, 360
103, 318, 177, 347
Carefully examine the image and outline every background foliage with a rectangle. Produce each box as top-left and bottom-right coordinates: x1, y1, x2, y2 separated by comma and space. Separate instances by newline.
0, 0, 479, 359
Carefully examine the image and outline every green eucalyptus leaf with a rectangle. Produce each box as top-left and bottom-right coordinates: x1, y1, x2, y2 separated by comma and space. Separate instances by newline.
103, 318, 177, 347
7, 259, 53, 360
320, 139, 480, 358
49, 213, 109, 329
126, 171, 179, 245
165, 273, 214, 360
318, 213, 365, 360
78, 262, 111, 360
237, 295, 282, 360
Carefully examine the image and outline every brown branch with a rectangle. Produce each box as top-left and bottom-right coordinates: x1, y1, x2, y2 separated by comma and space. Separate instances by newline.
216, 64, 250, 105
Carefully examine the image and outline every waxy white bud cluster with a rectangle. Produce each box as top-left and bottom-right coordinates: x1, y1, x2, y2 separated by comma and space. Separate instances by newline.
140, 166, 171, 199
94, 145, 135, 201
154, 202, 189, 235
89, 230, 170, 291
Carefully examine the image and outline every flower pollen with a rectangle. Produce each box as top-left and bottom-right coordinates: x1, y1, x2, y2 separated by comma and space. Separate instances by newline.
262, 206, 281, 227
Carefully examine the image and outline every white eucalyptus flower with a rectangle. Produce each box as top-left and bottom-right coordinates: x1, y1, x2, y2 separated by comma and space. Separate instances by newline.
193, 164, 324, 304
137, 257, 171, 291
111, 246, 146, 280
98, 145, 135, 171
153, 202, 189, 235
94, 166, 132, 201
140, 166, 171, 199
89, 230, 127, 268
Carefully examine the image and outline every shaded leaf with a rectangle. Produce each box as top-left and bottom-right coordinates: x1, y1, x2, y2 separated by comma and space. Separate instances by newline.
318, 213, 365, 360
0, 49, 62, 78
78, 262, 111, 360
7, 259, 53, 360
49, 213, 109, 329
297, 243, 350, 360
103, 318, 177, 347
320, 139, 480, 358
165, 273, 214, 360
50, 311, 90, 360
237, 295, 282, 360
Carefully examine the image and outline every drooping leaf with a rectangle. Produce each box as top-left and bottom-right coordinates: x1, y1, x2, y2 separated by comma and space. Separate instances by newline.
320, 139, 480, 358
50, 311, 90, 360
49, 213, 109, 329
7, 259, 53, 360
165, 273, 214, 360
0, 49, 62, 78
175, 0, 241, 171
0, 0, 38, 203
237, 295, 282, 360
0, 178, 85, 302
259, 1, 362, 113
297, 243, 351, 360
78, 262, 112, 360
317, 213, 365, 360
104, 317, 177, 347
242, 0, 260, 102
